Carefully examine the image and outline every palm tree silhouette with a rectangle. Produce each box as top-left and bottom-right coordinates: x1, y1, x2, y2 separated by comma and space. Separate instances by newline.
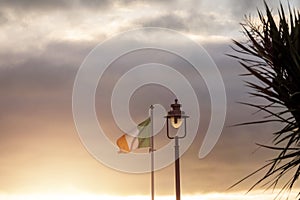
229, 1, 300, 198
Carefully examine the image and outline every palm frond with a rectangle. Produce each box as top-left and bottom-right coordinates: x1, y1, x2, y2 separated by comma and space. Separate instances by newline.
229, 1, 300, 198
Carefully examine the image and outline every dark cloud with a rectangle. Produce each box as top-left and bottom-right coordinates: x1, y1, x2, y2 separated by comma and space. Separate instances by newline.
0, 40, 99, 129
142, 14, 187, 30
228, 0, 300, 20
0, 0, 117, 14
228, 0, 262, 19
78, 0, 111, 9
0, 11, 8, 25
0, 0, 174, 12
0, 0, 298, 21
140, 11, 237, 35
139, 0, 300, 36
0, 0, 72, 11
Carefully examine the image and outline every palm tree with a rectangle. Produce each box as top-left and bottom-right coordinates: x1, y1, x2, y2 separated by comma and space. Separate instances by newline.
229, 1, 300, 198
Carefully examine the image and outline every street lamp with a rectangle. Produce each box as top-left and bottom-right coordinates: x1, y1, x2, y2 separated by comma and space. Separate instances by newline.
165, 99, 189, 200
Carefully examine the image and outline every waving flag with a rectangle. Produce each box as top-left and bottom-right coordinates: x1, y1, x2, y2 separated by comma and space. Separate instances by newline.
116, 117, 151, 153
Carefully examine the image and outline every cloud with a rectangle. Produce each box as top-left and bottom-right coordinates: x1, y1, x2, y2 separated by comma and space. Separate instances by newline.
0, 0, 112, 11
227, 0, 300, 20
0, 0, 173, 13
140, 12, 237, 37
0, 0, 72, 11
142, 14, 188, 30
228, 0, 262, 18
0, 11, 8, 25
0, 40, 94, 91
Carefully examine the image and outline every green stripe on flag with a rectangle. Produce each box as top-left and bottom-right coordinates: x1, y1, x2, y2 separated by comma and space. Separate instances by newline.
137, 117, 151, 148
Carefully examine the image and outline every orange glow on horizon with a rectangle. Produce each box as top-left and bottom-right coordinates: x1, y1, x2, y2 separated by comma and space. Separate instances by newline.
0, 190, 298, 200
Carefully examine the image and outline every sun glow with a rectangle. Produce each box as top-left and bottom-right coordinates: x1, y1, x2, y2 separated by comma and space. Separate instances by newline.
0, 191, 298, 200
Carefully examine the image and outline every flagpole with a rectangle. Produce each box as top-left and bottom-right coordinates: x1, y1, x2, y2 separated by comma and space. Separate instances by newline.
150, 105, 154, 200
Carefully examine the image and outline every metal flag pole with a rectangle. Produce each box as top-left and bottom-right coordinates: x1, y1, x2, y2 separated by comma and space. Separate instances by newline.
150, 105, 155, 200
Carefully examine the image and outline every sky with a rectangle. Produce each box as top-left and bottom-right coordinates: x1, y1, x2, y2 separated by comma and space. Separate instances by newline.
0, 0, 300, 199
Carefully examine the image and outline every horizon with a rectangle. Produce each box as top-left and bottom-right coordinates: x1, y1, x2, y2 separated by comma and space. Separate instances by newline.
0, 190, 298, 200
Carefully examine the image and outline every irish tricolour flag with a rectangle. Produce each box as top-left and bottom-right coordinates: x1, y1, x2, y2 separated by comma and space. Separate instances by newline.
116, 117, 151, 153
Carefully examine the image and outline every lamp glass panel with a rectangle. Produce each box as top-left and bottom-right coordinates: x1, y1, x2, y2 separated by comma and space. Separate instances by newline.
170, 117, 182, 129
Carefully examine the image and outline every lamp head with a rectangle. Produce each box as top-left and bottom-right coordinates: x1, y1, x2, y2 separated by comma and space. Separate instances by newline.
167, 99, 184, 129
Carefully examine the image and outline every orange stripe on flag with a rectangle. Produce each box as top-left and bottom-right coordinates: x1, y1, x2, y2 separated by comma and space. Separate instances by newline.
116, 135, 130, 152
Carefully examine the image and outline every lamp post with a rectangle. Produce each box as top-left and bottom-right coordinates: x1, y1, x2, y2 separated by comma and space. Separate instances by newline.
165, 99, 189, 200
